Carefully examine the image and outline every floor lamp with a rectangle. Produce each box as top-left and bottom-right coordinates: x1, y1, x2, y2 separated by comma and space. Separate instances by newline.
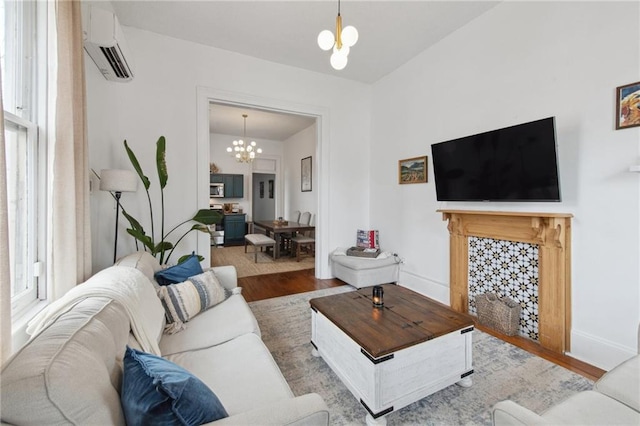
99, 169, 138, 263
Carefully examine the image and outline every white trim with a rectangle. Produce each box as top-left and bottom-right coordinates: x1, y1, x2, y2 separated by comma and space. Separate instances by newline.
569, 329, 637, 371
196, 87, 332, 278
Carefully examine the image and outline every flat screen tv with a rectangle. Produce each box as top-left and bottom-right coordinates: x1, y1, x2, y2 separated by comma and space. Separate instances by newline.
431, 117, 560, 202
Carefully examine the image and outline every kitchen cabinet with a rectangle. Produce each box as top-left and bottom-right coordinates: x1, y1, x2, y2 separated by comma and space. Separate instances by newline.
223, 213, 246, 245
210, 173, 244, 198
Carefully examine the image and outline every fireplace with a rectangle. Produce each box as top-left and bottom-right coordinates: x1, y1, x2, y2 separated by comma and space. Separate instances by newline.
438, 210, 572, 353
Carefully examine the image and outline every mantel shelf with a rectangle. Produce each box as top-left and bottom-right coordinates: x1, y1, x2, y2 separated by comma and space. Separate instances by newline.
437, 209, 573, 218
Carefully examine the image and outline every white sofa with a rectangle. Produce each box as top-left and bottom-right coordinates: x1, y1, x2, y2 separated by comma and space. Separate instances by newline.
1, 251, 329, 425
492, 326, 640, 425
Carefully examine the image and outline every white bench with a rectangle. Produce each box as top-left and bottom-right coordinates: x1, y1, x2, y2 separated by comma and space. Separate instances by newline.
244, 233, 276, 263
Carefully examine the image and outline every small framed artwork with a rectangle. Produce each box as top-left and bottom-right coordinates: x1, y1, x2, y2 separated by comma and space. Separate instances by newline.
259, 181, 264, 198
616, 81, 640, 130
268, 180, 274, 199
399, 156, 428, 184
301, 156, 312, 192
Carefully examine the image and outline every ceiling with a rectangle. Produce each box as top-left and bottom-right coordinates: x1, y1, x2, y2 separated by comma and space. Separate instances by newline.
110, 0, 499, 139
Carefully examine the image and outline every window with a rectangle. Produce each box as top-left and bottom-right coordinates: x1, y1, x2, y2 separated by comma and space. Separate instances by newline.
1, 0, 47, 317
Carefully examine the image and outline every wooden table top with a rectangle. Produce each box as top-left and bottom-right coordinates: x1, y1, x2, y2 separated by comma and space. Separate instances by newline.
310, 284, 474, 358
253, 220, 315, 233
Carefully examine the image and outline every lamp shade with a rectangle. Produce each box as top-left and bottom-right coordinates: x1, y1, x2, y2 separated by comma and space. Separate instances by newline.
99, 169, 138, 192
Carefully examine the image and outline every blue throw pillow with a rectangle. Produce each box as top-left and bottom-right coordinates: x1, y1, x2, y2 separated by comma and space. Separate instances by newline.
121, 346, 228, 426
154, 253, 203, 286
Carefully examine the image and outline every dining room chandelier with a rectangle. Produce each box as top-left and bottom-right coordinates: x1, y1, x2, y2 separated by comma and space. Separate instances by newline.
317, 0, 358, 70
226, 114, 262, 163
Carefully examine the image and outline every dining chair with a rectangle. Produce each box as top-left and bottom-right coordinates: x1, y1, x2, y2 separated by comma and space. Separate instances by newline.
281, 210, 302, 252
291, 213, 315, 262
299, 211, 311, 225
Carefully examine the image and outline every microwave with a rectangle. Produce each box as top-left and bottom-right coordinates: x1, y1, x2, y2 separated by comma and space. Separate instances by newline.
210, 183, 224, 198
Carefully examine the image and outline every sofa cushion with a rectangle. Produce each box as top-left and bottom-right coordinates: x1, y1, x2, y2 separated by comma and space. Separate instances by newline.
115, 251, 163, 283
158, 270, 231, 333
1, 298, 130, 425
542, 390, 640, 425
594, 355, 640, 411
121, 347, 228, 425
159, 293, 260, 356
155, 254, 203, 286
166, 333, 294, 416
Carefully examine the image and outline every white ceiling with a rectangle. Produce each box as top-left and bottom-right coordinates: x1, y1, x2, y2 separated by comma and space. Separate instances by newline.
110, 0, 499, 139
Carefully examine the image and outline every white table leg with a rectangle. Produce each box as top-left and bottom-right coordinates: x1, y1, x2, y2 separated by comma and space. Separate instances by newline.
365, 414, 387, 426
456, 376, 473, 387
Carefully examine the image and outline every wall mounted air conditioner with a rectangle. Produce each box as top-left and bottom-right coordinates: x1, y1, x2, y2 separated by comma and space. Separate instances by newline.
82, 6, 134, 82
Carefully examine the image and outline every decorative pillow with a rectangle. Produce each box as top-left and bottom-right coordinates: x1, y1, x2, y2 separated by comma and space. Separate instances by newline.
158, 270, 231, 334
154, 254, 203, 286
121, 346, 228, 425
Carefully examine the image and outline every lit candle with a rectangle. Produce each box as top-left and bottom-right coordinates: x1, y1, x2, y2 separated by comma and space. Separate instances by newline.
372, 286, 384, 307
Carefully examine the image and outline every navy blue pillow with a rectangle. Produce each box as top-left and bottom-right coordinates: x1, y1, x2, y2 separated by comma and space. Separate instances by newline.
154, 253, 203, 286
121, 346, 228, 426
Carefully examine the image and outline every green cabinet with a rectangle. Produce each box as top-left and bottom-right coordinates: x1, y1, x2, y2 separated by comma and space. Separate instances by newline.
224, 214, 246, 245
210, 173, 244, 198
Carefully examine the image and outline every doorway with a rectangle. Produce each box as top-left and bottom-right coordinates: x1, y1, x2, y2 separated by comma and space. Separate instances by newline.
252, 173, 276, 221
197, 87, 330, 278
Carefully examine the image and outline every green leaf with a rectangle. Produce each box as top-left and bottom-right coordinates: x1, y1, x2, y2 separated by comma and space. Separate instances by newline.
122, 210, 145, 233
191, 209, 223, 225
124, 140, 151, 190
178, 254, 204, 264
126, 229, 154, 251
152, 241, 173, 256
156, 136, 168, 189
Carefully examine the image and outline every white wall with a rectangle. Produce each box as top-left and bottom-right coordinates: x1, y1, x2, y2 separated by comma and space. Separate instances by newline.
87, 23, 371, 277
284, 123, 317, 221
370, 1, 640, 370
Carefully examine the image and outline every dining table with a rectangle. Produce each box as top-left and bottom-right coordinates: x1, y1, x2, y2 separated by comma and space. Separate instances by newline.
252, 219, 315, 259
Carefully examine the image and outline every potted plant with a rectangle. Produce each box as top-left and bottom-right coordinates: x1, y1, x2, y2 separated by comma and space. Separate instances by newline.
114, 136, 221, 264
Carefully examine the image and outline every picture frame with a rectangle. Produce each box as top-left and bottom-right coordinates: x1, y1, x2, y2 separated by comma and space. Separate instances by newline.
616, 81, 640, 130
301, 156, 312, 192
399, 156, 428, 184
268, 179, 274, 199
259, 181, 264, 198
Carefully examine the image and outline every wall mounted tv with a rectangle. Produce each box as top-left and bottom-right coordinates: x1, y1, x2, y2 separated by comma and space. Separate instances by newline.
431, 117, 561, 202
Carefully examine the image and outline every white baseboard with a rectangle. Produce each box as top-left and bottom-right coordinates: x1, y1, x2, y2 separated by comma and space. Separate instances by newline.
398, 269, 450, 306
569, 329, 636, 371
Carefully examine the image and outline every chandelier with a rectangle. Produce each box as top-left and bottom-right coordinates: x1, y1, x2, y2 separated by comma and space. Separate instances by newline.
317, 0, 358, 70
226, 114, 262, 163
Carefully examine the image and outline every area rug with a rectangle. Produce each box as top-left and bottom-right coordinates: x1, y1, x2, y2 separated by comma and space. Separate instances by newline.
211, 245, 314, 278
248, 287, 594, 425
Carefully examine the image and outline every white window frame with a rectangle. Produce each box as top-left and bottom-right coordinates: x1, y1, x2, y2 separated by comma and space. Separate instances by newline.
2, 0, 49, 320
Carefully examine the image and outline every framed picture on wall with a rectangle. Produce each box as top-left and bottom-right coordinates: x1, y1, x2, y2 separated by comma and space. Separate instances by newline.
399, 156, 428, 184
259, 181, 264, 198
616, 81, 640, 130
268, 180, 274, 198
301, 156, 312, 192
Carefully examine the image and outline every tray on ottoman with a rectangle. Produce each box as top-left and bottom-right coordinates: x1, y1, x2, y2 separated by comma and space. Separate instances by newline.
347, 246, 380, 258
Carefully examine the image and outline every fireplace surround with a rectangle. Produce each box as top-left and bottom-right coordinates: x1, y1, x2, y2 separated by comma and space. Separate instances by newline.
438, 210, 572, 353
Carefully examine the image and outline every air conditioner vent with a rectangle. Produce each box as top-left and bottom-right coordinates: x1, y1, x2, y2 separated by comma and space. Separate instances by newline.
99, 46, 132, 79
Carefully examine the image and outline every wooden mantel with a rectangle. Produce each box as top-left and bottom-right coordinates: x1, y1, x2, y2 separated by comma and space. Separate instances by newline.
437, 209, 572, 354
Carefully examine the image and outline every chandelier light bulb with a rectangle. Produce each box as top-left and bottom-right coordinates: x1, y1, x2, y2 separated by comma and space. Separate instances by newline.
250, 141, 256, 146
333, 44, 350, 57
257, 148, 263, 154
341, 25, 358, 47
318, 30, 335, 51
235, 153, 241, 159
226, 147, 232, 153
330, 51, 348, 70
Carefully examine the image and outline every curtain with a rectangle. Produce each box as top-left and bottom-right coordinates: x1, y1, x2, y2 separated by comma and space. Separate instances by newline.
50, 0, 92, 300
0, 66, 12, 363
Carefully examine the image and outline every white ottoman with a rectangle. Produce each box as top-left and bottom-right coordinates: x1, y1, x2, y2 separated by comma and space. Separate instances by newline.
331, 251, 400, 289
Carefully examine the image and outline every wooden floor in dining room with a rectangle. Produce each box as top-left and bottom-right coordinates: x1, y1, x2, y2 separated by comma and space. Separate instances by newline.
240, 269, 605, 382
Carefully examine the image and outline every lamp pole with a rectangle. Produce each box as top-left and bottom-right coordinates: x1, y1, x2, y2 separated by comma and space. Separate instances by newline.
113, 191, 123, 264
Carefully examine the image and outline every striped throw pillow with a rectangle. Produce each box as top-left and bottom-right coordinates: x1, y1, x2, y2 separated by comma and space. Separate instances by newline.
158, 270, 231, 334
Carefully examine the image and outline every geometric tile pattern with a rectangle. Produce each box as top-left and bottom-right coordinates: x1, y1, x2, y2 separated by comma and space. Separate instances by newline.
468, 236, 539, 340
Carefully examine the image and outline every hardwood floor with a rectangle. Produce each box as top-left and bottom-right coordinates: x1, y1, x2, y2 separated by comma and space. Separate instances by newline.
240, 269, 605, 381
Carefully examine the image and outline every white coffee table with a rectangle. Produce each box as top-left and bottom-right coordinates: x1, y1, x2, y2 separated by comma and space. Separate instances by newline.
310, 285, 474, 425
